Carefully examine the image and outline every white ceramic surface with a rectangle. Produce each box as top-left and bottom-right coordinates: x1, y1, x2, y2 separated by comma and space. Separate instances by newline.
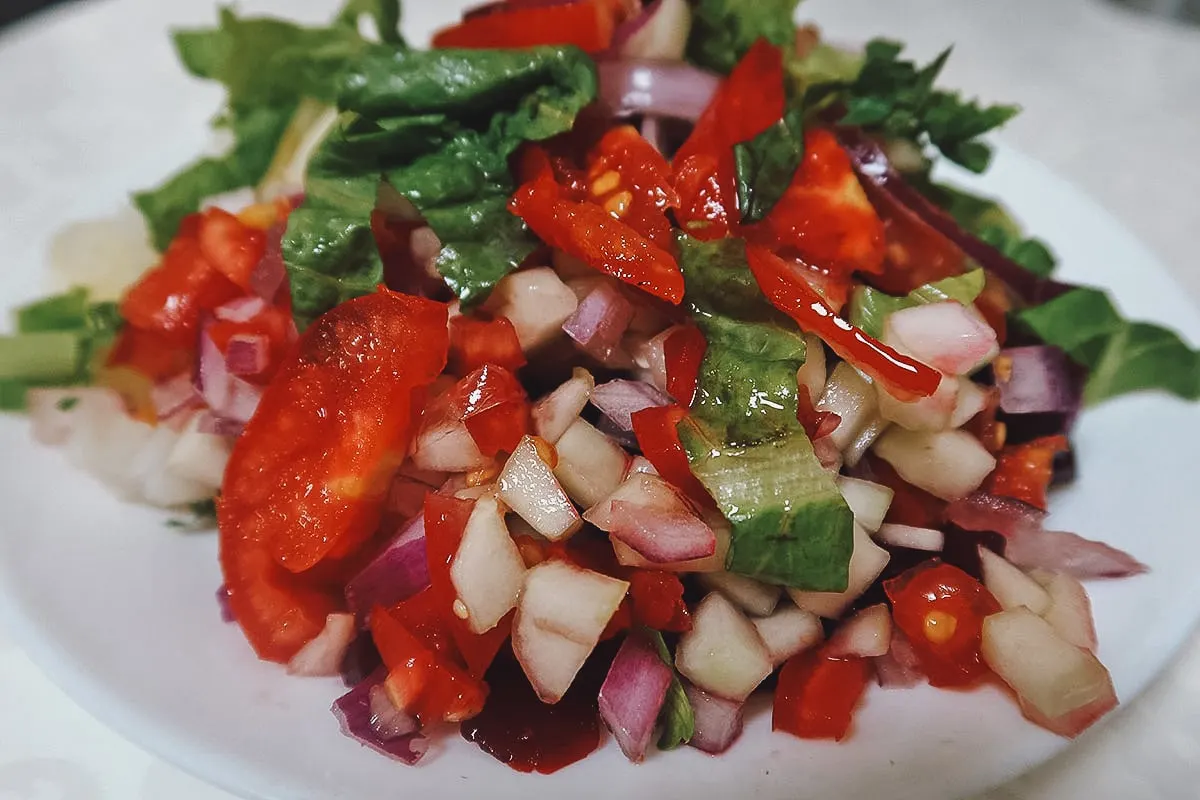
2, 1, 1200, 799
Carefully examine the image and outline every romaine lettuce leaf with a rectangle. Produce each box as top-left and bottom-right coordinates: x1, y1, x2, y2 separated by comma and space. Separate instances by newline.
687, 0, 801, 74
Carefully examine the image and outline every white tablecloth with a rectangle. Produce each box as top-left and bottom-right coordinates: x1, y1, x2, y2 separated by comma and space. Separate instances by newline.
2, 0, 1199, 797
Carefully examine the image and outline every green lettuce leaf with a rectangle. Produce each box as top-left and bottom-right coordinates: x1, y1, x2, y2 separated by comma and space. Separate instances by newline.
646, 630, 694, 750
135, 2, 402, 250
687, 0, 801, 74
1015, 287, 1200, 404
848, 269, 986, 339
734, 104, 805, 224
284, 44, 596, 324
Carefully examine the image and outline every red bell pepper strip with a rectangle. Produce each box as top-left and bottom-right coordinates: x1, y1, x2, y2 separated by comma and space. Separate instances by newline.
884, 561, 1001, 688
673, 39, 787, 240
773, 647, 872, 741
586, 125, 680, 251
448, 315, 526, 376
746, 244, 941, 399
663, 325, 707, 407
432, 1, 620, 53
983, 435, 1069, 510
510, 167, 685, 305
630, 405, 714, 511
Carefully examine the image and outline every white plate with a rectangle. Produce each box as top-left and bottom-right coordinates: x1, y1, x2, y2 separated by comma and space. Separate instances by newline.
2, 1, 1200, 799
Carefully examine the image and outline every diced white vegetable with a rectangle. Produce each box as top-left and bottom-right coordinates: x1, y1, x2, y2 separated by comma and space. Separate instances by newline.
286, 612, 356, 677
531, 368, 594, 444
450, 496, 527, 634
166, 412, 232, 489
498, 437, 581, 541
626, 456, 658, 476
817, 362, 878, 450
885, 301, 999, 376
843, 416, 889, 468
629, 325, 680, 394
585, 472, 682, 528
826, 604, 892, 658
64, 398, 158, 502
675, 593, 773, 702
553, 419, 629, 509
514, 560, 629, 703
412, 420, 490, 472
981, 608, 1118, 738
876, 371, 958, 432
795, 334, 827, 402
27, 387, 123, 446
980, 547, 1052, 615
1030, 569, 1099, 653
874, 523, 945, 552
835, 475, 894, 533
135, 424, 213, 507
610, 519, 730, 574
873, 427, 996, 501
751, 602, 824, 666
485, 267, 579, 351
698, 572, 782, 617
950, 378, 991, 428
788, 524, 890, 618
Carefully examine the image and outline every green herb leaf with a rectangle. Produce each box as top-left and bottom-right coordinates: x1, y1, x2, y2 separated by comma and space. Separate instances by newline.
848, 269, 986, 339
284, 44, 596, 323
646, 630, 694, 750
679, 414, 854, 590
1015, 287, 1200, 404
686, 0, 801, 74
56, 396, 79, 412
734, 105, 805, 224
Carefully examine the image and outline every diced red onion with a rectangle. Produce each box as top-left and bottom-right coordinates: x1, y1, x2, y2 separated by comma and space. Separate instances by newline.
825, 604, 892, 658
215, 584, 235, 623
598, 630, 674, 762
288, 613, 358, 677
250, 224, 287, 300
837, 129, 1074, 306
198, 325, 261, 422
152, 373, 202, 420
214, 296, 266, 323
225, 334, 269, 377
608, 500, 716, 563
608, 0, 690, 61
994, 346, 1083, 417
222, 377, 263, 424
368, 684, 420, 739
562, 282, 636, 365
946, 492, 1148, 579
598, 60, 721, 122
590, 379, 671, 432
875, 628, 925, 688
332, 671, 427, 765
685, 682, 744, 754
345, 515, 430, 622
195, 411, 244, 438
340, 632, 384, 688
596, 413, 640, 451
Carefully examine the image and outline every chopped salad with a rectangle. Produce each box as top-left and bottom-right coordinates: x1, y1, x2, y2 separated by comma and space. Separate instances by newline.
8, 0, 1200, 774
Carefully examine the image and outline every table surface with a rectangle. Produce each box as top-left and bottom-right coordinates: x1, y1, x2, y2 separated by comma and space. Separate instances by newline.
2, 0, 1199, 798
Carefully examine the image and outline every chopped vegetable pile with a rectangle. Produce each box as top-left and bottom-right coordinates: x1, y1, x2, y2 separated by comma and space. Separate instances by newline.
12, 0, 1200, 776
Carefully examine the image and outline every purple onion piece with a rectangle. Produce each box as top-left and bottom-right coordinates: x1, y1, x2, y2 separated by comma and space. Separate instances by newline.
598, 630, 674, 763
345, 515, 430, 622
562, 283, 636, 365
590, 379, 671, 432
685, 682, 744, 755
994, 346, 1082, 415
597, 60, 722, 122
215, 584, 235, 623
368, 684, 420, 739
340, 631, 384, 688
332, 670, 427, 765
225, 334, 269, 377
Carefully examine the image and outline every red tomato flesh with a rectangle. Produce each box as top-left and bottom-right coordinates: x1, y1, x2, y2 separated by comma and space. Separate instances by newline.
774, 648, 872, 741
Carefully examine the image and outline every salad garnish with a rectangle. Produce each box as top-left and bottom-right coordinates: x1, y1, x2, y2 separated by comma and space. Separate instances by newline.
8, 0, 1199, 776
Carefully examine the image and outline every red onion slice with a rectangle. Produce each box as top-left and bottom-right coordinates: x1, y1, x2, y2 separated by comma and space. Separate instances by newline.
874, 628, 925, 688
598, 60, 721, 122
608, 499, 717, 563
994, 346, 1083, 417
345, 515, 430, 622
368, 684, 420, 739
590, 379, 671, 432
562, 282, 636, 365
332, 671, 428, 765
215, 584, 235, 623
598, 630, 674, 762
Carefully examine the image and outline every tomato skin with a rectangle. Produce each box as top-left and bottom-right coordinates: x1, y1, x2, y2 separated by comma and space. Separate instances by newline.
198, 208, 267, 290
884, 561, 1001, 688
219, 291, 449, 661
448, 315, 526, 375
628, 570, 692, 633
430, 364, 530, 457
746, 244, 941, 399
586, 125, 679, 251
773, 648, 872, 741
983, 435, 1068, 510
663, 325, 706, 407
630, 405, 713, 510
432, 1, 619, 52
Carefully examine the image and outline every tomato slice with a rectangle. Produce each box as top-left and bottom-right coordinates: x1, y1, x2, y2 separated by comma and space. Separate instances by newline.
773, 648, 872, 741
429, 364, 530, 457
884, 561, 1001, 688
983, 435, 1069, 510
630, 405, 714, 511
672, 39, 786, 240
432, 1, 620, 53
510, 166, 685, 305
449, 315, 526, 375
628, 570, 692, 633
219, 291, 449, 661
663, 325, 706, 407
746, 244, 941, 399
745, 129, 885, 276
585, 125, 679, 251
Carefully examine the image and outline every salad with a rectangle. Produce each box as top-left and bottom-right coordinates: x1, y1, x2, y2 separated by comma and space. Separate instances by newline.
5, 0, 1199, 776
